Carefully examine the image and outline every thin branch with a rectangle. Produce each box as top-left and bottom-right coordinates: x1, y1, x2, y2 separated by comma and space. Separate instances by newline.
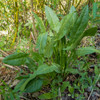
0, 57, 20, 70
0, 49, 9, 56
3, 64, 20, 70
75, 0, 81, 8
58, 87, 62, 100
0, 57, 4, 61
30, 0, 37, 41
59, 1, 67, 13
30, 32, 36, 44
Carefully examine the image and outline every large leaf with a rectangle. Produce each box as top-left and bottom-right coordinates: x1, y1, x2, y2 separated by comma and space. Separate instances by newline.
70, 5, 89, 42
56, 13, 76, 40
32, 12, 46, 33
14, 79, 26, 92
69, 6, 77, 23
69, 6, 77, 13
24, 78, 43, 93
64, 6, 89, 51
36, 32, 48, 54
20, 63, 60, 91
34, 63, 60, 76
45, 6, 60, 32
93, 2, 97, 19
25, 57, 36, 71
44, 41, 54, 58
3, 52, 28, 66
83, 27, 97, 36
31, 52, 44, 65
76, 47, 100, 56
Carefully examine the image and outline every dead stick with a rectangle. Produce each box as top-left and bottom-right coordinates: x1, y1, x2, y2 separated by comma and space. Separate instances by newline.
30, 0, 37, 40
3, 64, 20, 70
0, 49, 9, 56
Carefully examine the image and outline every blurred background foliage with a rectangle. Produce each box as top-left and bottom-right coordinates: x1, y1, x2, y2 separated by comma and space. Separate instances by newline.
0, 0, 99, 48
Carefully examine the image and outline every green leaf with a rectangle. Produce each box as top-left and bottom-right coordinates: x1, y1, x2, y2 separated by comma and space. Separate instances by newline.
9, 93, 15, 100
3, 52, 28, 66
25, 57, 36, 71
65, 68, 79, 74
24, 78, 43, 93
68, 86, 74, 94
36, 32, 48, 54
94, 66, 100, 75
61, 82, 70, 92
69, 6, 77, 23
16, 74, 30, 80
20, 63, 60, 91
31, 52, 44, 65
56, 13, 76, 40
76, 47, 100, 56
93, 3, 97, 19
44, 41, 54, 58
14, 79, 26, 92
39, 93, 52, 99
32, 52, 43, 61
45, 6, 60, 32
64, 6, 89, 51
34, 63, 60, 76
70, 5, 89, 42
69, 6, 77, 13
32, 12, 46, 33
83, 27, 97, 36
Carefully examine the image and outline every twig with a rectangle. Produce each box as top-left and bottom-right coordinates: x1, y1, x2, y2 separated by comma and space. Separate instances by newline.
0, 56, 20, 70
30, 0, 37, 40
30, 32, 36, 44
88, 74, 100, 100
58, 87, 62, 100
3, 64, 20, 70
75, 0, 81, 8
20, 96, 30, 100
0, 49, 9, 57
0, 57, 4, 61
0, 95, 2, 100
59, 1, 67, 13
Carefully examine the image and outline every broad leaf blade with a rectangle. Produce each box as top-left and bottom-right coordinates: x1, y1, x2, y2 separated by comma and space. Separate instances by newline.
33, 12, 46, 33
56, 13, 75, 40
69, 6, 77, 23
24, 78, 43, 93
39, 93, 53, 99
31, 52, 44, 65
3, 52, 28, 66
76, 47, 100, 56
45, 6, 60, 32
21, 64, 60, 91
70, 5, 89, 42
25, 57, 36, 71
93, 2, 97, 19
36, 32, 48, 54
35, 63, 60, 76
83, 27, 97, 36
14, 79, 26, 92
44, 41, 54, 58
64, 6, 89, 51
20, 63, 60, 91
